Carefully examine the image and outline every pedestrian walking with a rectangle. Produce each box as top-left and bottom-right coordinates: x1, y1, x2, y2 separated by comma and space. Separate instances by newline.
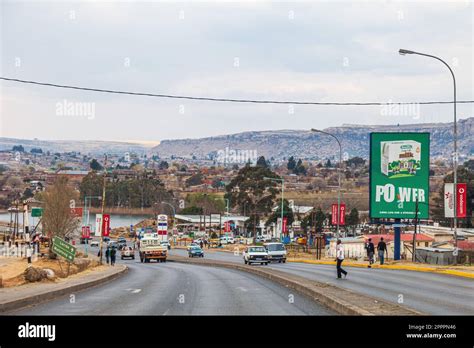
110, 247, 116, 266
105, 246, 110, 264
366, 238, 375, 268
200, 240, 204, 249
335, 240, 347, 279
377, 237, 388, 265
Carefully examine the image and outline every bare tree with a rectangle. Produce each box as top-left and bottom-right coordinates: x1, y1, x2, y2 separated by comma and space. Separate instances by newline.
38, 177, 81, 257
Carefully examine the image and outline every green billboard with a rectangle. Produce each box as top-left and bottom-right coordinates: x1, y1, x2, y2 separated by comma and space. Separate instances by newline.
370, 132, 430, 219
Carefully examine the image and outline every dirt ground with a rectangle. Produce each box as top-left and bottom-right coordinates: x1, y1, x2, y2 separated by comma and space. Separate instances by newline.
0, 255, 102, 288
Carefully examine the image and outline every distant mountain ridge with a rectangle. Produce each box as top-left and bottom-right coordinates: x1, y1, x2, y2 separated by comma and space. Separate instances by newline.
152, 117, 474, 161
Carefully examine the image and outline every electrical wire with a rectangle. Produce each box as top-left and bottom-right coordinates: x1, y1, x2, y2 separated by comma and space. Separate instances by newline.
1, 76, 472, 106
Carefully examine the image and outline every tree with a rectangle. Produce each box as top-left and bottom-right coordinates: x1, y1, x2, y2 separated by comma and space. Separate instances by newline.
186, 173, 203, 187
12, 145, 24, 152
287, 156, 296, 171
294, 159, 307, 175
301, 207, 326, 233
30, 148, 43, 154
159, 161, 169, 170
265, 199, 295, 228
225, 164, 280, 234
38, 177, 81, 257
325, 159, 332, 168
256, 156, 268, 168
90, 159, 103, 171
346, 208, 359, 233
185, 193, 224, 213
180, 206, 204, 214
346, 157, 365, 167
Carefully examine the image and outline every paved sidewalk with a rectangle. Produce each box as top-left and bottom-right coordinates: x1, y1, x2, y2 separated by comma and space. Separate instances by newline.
0, 264, 127, 313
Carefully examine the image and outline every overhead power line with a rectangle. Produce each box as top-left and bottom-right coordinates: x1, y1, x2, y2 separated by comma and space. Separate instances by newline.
1, 76, 473, 106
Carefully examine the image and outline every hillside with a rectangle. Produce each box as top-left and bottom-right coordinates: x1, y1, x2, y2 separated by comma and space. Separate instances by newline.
152, 117, 474, 161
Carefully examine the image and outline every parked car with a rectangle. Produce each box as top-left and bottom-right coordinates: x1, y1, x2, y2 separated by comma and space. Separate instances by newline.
243, 246, 269, 265
117, 237, 127, 245
108, 241, 118, 249
90, 240, 100, 247
188, 246, 204, 258
264, 242, 287, 263
220, 236, 235, 244
103, 237, 110, 243
121, 246, 135, 260
161, 241, 171, 250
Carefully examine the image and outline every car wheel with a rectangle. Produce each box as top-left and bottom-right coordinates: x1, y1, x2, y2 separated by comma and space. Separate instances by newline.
140, 257, 143, 263
279, 260, 282, 263
244, 260, 247, 264
283, 260, 286, 263
265, 262, 269, 265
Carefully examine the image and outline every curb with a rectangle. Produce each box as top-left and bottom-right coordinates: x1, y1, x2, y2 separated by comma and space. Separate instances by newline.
0, 265, 128, 313
288, 259, 474, 279
168, 256, 422, 316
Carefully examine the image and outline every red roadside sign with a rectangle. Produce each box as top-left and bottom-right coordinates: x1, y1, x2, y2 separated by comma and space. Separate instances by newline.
457, 183, 467, 218
332, 203, 346, 226
81, 226, 91, 238
102, 214, 110, 237
282, 217, 288, 233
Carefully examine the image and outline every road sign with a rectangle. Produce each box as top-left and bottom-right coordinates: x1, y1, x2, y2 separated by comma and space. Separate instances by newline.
157, 214, 168, 236
31, 207, 43, 217
370, 132, 430, 219
52, 236, 76, 262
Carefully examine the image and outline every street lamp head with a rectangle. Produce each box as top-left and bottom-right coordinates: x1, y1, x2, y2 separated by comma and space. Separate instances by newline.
399, 49, 415, 56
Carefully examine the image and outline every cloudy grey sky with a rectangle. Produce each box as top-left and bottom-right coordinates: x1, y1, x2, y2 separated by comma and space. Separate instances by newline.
0, 0, 473, 143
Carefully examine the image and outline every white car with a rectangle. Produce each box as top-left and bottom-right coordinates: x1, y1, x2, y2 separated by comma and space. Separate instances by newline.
161, 241, 171, 250
220, 236, 235, 244
243, 246, 269, 265
187, 242, 200, 250
90, 240, 100, 247
264, 242, 287, 263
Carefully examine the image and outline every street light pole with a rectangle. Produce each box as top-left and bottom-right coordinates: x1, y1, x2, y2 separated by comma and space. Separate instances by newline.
399, 49, 458, 251
98, 155, 107, 265
311, 129, 342, 240
264, 177, 285, 241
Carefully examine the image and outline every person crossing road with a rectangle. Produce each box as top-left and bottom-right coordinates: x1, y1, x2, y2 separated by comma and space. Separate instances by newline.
336, 240, 347, 279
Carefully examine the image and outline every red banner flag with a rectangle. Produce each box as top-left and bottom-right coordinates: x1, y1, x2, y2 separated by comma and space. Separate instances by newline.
102, 214, 110, 237
457, 183, 467, 218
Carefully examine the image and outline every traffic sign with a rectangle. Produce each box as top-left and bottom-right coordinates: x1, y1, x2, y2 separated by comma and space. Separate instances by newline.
52, 236, 76, 262
31, 207, 43, 217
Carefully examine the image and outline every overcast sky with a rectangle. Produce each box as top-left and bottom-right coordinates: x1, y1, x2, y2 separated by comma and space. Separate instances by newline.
0, 0, 473, 143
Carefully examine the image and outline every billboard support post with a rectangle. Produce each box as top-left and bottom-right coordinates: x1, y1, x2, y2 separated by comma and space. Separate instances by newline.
394, 219, 401, 261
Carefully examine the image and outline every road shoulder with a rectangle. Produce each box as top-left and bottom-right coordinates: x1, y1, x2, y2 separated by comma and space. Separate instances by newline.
0, 264, 127, 313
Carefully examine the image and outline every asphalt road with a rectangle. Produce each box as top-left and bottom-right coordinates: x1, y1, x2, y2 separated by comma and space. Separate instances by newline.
12, 253, 334, 315
170, 248, 474, 315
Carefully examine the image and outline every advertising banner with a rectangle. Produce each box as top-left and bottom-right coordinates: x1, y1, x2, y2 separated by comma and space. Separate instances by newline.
102, 214, 110, 237
370, 133, 430, 219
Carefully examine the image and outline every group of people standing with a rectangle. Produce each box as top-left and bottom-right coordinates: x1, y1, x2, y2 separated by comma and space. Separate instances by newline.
335, 237, 389, 279
104, 246, 117, 266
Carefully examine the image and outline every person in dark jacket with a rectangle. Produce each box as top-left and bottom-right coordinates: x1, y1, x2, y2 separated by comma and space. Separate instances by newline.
366, 238, 375, 268
377, 237, 388, 265
105, 246, 110, 264
110, 247, 116, 266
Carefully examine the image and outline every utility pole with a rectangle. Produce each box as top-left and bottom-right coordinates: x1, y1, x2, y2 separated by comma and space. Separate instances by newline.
98, 155, 107, 265
311, 129, 343, 240
412, 198, 419, 262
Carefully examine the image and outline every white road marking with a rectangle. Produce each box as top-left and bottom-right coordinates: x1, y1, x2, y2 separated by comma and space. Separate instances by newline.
237, 287, 248, 292
125, 288, 142, 293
